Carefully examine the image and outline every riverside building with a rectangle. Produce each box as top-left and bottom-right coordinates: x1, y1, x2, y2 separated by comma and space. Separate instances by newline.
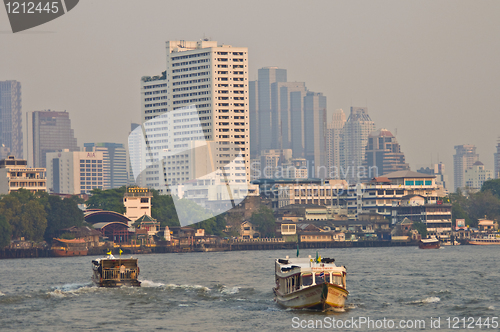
0, 155, 46, 194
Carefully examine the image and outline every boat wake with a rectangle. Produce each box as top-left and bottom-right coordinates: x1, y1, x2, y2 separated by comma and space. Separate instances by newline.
408, 296, 441, 304
163, 283, 211, 292
47, 283, 97, 297
139, 279, 165, 288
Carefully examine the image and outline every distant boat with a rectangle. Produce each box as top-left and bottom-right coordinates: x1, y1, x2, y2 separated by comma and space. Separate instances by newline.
273, 255, 348, 312
468, 234, 500, 245
419, 237, 440, 249
51, 238, 88, 257
91, 254, 141, 287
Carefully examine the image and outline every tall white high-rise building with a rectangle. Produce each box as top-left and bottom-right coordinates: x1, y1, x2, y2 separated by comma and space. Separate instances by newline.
326, 109, 346, 175
453, 144, 479, 192
135, 40, 249, 193
464, 161, 493, 193
339, 107, 375, 181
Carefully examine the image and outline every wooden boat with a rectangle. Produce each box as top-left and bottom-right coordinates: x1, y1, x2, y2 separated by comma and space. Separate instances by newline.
419, 237, 440, 249
468, 234, 500, 245
91, 254, 141, 287
273, 255, 348, 312
51, 238, 88, 257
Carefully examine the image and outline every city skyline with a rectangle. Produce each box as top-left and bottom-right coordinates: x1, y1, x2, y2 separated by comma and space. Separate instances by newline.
1, 1, 500, 191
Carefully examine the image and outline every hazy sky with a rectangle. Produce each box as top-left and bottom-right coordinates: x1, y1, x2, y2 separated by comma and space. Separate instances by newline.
1, 0, 499, 189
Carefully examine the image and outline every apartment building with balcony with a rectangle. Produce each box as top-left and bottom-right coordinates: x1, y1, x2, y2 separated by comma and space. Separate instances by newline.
391, 194, 452, 238
277, 170, 444, 220
0, 155, 46, 194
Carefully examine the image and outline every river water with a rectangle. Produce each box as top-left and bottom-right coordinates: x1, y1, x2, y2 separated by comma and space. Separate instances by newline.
0, 246, 499, 331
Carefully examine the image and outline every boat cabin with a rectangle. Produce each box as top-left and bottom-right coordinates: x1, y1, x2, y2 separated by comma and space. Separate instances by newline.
275, 256, 346, 296
92, 257, 140, 287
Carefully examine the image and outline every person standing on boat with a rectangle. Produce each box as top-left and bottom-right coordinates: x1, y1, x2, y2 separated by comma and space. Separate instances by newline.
120, 264, 126, 280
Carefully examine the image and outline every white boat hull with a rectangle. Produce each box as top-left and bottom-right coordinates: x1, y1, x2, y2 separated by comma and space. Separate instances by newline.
274, 283, 348, 311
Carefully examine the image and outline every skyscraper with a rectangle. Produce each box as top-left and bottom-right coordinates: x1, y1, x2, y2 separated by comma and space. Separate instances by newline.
84, 143, 127, 189
339, 107, 376, 181
495, 138, 500, 179
272, 82, 307, 155
326, 109, 346, 174
25, 110, 79, 168
255, 67, 287, 152
136, 40, 250, 193
304, 92, 327, 177
250, 68, 328, 177
0, 80, 22, 158
364, 129, 409, 176
453, 144, 479, 192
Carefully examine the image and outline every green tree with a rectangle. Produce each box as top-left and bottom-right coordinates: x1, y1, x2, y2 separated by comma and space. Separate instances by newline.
0, 190, 47, 241
467, 190, 500, 226
86, 187, 127, 213
44, 195, 84, 242
0, 214, 12, 248
250, 206, 276, 238
412, 221, 428, 238
481, 179, 500, 198
151, 190, 180, 227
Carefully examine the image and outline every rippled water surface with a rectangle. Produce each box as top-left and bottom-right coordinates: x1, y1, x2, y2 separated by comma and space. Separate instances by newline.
1, 246, 499, 331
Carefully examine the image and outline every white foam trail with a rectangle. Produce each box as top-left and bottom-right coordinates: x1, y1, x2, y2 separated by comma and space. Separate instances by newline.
488, 306, 495, 310
221, 286, 240, 294
422, 296, 440, 303
140, 280, 165, 288
47, 283, 97, 297
409, 296, 440, 304
0, 291, 5, 296
164, 284, 210, 291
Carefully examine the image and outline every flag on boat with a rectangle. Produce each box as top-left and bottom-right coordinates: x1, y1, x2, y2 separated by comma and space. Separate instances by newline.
107, 250, 112, 255
119, 249, 123, 256
296, 244, 299, 257
319, 272, 324, 278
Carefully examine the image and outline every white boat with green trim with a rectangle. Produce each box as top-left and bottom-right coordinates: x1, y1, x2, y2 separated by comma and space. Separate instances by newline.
273, 255, 348, 312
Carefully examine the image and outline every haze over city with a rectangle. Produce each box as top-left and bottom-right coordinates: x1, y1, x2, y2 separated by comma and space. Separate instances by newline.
1, 0, 500, 190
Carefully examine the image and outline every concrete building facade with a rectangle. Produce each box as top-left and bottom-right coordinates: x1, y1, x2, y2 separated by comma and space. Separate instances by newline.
46, 150, 104, 195
84, 143, 127, 189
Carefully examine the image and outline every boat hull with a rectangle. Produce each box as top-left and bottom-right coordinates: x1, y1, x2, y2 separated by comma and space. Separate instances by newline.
52, 249, 88, 257
274, 283, 348, 312
467, 240, 500, 245
91, 276, 141, 287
